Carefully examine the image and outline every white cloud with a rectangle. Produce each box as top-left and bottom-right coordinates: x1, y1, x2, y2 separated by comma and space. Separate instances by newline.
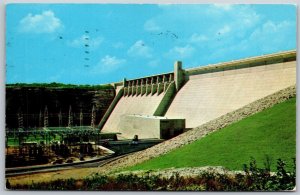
101, 55, 125, 66
183, 5, 262, 54
211, 6, 260, 38
144, 20, 161, 32
92, 55, 126, 74
217, 25, 231, 35
166, 45, 195, 59
147, 4, 261, 49
113, 42, 125, 49
68, 35, 103, 50
19, 10, 62, 33
247, 20, 295, 53
237, 6, 261, 29
212, 4, 233, 11
189, 33, 209, 43
148, 59, 160, 67
204, 20, 296, 62
127, 40, 153, 58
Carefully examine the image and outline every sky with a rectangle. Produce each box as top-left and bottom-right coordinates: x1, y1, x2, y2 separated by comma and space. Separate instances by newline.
5, 4, 296, 85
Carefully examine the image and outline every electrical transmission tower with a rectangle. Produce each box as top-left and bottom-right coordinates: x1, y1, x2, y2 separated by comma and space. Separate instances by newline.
91, 105, 95, 128
68, 105, 73, 127
80, 109, 83, 127
17, 109, 24, 130
44, 106, 48, 128
58, 109, 62, 127
39, 110, 42, 127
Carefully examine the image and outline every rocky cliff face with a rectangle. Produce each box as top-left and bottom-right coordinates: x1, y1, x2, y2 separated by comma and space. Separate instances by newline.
6, 87, 115, 129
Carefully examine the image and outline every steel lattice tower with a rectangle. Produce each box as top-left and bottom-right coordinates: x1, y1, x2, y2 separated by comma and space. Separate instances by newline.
91, 105, 95, 128
39, 110, 42, 127
17, 109, 23, 130
44, 106, 48, 128
58, 109, 62, 127
68, 105, 73, 127
80, 109, 83, 127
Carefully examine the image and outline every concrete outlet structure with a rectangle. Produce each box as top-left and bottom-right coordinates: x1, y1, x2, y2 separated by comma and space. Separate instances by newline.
99, 50, 296, 140
119, 115, 185, 139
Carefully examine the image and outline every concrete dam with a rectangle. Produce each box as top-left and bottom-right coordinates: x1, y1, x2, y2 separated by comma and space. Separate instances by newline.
99, 50, 296, 139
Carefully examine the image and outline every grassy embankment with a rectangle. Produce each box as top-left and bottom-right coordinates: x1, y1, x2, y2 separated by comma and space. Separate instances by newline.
127, 97, 296, 172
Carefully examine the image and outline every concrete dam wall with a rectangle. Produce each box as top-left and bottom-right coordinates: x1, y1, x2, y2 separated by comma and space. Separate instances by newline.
102, 91, 165, 133
166, 60, 296, 128
99, 50, 296, 139
101, 75, 178, 138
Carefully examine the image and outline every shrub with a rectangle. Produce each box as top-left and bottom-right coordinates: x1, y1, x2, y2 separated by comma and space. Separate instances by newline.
8, 158, 296, 191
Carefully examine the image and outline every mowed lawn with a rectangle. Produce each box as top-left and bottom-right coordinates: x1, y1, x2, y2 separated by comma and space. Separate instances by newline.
127, 97, 296, 172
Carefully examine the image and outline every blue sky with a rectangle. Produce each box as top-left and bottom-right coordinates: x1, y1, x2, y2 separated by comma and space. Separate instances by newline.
6, 4, 296, 85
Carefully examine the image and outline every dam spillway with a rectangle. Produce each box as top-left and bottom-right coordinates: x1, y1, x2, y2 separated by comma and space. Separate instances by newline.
99, 50, 296, 139
102, 93, 166, 133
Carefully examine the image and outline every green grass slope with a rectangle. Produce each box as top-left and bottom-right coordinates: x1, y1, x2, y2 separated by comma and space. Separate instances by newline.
128, 97, 296, 172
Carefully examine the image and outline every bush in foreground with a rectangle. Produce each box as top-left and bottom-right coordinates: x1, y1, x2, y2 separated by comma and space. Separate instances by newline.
8, 158, 295, 191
